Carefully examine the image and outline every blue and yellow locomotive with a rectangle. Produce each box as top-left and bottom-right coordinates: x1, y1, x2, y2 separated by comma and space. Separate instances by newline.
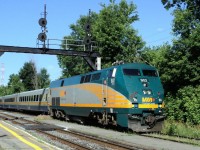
0, 63, 165, 132
49, 63, 165, 132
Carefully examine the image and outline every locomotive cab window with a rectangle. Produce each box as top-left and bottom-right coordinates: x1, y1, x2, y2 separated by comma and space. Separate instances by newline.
123, 69, 141, 76
142, 70, 158, 77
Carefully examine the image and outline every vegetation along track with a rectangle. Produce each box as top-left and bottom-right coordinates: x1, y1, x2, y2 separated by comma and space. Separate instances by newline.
140, 132, 200, 146
0, 112, 146, 150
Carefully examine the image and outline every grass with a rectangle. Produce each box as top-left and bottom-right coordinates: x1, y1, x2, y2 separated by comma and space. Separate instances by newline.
142, 120, 200, 146
161, 120, 200, 140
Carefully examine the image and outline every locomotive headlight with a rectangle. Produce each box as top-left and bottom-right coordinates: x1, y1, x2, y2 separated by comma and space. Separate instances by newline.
143, 90, 147, 94
147, 90, 152, 95
143, 90, 152, 95
132, 97, 137, 102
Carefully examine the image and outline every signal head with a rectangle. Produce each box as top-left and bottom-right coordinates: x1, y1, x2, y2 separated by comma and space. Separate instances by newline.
84, 36, 91, 45
38, 33, 47, 42
39, 18, 47, 27
84, 23, 91, 32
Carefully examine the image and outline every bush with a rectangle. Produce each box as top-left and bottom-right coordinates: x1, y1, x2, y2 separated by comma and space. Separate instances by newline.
165, 85, 200, 125
162, 120, 200, 139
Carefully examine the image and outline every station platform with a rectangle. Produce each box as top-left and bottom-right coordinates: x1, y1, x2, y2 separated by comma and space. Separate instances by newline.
0, 120, 56, 150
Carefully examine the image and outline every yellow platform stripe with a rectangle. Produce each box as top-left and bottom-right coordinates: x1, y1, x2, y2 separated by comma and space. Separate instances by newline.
0, 123, 43, 150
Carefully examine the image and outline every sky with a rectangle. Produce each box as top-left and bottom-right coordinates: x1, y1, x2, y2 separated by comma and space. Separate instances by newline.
0, 0, 173, 86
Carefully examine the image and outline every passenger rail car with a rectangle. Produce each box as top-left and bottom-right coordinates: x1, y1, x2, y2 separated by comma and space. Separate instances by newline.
49, 63, 165, 132
0, 88, 49, 112
0, 63, 165, 132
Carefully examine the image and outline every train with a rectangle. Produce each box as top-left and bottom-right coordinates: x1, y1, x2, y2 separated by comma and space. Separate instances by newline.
0, 63, 165, 132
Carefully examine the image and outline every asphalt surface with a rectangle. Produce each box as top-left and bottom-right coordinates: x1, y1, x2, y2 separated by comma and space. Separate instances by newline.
0, 120, 57, 150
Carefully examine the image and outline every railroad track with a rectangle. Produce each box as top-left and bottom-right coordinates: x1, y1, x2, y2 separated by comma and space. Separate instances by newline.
0, 112, 146, 150
38, 129, 141, 150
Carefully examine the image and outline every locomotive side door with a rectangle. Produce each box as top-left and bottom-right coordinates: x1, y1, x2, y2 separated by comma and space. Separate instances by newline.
102, 68, 117, 107
102, 77, 108, 106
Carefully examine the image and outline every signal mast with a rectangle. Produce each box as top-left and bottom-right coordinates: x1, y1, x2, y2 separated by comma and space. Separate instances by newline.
38, 3, 48, 49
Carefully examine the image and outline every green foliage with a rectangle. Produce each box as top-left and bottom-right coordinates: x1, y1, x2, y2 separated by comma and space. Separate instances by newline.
0, 86, 12, 96
165, 86, 200, 125
37, 68, 50, 88
93, 0, 144, 63
141, 44, 171, 70
162, 120, 200, 139
19, 61, 37, 90
0, 61, 51, 95
7, 74, 25, 94
157, 0, 200, 93
58, 12, 98, 77
58, 0, 144, 77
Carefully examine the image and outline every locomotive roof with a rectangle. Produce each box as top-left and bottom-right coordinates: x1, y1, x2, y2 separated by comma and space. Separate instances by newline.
50, 63, 156, 88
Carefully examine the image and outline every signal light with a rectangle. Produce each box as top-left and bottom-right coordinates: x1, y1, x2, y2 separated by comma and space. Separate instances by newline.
84, 36, 91, 45
39, 18, 47, 27
38, 33, 47, 42
84, 23, 91, 32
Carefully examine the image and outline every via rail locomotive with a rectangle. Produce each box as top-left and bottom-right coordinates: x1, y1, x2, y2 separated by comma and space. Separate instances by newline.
0, 63, 165, 132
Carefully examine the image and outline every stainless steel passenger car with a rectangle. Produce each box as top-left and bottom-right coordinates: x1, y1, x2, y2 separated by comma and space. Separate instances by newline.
0, 88, 49, 112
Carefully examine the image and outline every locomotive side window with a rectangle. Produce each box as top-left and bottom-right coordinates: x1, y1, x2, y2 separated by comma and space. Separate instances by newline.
91, 73, 101, 81
85, 74, 91, 83
142, 70, 158, 77
123, 69, 141, 76
80, 76, 85, 83
108, 69, 113, 78
61, 80, 65, 87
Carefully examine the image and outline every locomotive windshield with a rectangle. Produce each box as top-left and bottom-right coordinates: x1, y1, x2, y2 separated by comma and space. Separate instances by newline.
123, 69, 141, 76
142, 69, 158, 77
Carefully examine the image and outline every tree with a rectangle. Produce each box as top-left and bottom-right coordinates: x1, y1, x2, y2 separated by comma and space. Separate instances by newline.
0, 85, 11, 96
160, 0, 200, 93
93, 0, 144, 64
58, 12, 98, 77
7, 74, 25, 94
38, 68, 50, 88
140, 44, 171, 69
19, 61, 38, 90
58, 0, 144, 77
